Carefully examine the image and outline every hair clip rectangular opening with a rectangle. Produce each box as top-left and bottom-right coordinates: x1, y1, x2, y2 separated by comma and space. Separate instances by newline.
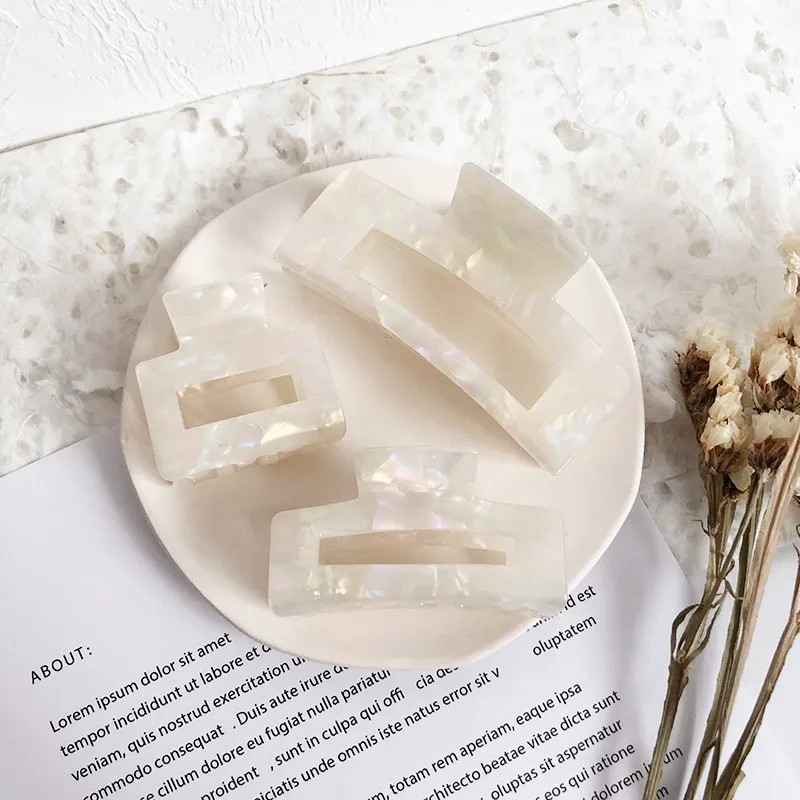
177, 366, 299, 429
318, 530, 510, 566
352, 231, 559, 409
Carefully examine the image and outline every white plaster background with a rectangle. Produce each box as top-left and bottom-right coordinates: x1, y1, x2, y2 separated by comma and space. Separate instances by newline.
0, 0, 580, 151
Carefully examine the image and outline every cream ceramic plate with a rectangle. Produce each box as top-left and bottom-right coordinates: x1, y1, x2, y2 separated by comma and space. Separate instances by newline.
120, 158, 644, 668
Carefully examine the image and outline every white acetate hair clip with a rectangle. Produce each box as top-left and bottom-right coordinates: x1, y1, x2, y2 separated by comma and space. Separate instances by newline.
136, 274, 345, 482
268, 449, 566, 616
276, 164, 629, 473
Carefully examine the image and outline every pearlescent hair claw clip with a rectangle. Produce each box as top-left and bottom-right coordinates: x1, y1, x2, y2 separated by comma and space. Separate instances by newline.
267, 449, 566, 616
135, 274, 345, 482
276, 163, 629, 474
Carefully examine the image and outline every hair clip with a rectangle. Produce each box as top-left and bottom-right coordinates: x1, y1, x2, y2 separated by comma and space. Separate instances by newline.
268, 448, 565, 616
135, 274, 345, 482
276, 164, 628, 473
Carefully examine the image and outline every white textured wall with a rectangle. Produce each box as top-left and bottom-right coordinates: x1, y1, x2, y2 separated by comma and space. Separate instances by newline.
0, 0, 578, 151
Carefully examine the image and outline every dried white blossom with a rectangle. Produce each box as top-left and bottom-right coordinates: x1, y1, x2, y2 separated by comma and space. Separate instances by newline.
786, 349, 800, 391
681, 322, 750, 489
708, 348, 743, 390
750, 300, 800, 417
699, 361, 747, 455
751, 410, 800, 444
701, 415, 746, 452
767, 297, 800, 343
750, 409, 800, 471
707, 385, 744, 423
779, 234, 800, 297
757, 338, 791, 383
689, 321, 736, 360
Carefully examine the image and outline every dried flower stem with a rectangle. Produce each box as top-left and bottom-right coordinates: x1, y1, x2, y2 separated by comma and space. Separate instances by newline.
715, 426, 800, 754
702, 486, 762, 798
681, 474, 767, 800
697, 427, 800, 800
711, 551, 800, 800
642, 472, 738, 800
642, 663, 687, 800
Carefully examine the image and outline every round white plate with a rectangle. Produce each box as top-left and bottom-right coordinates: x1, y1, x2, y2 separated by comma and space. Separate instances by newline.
121, 158, 644, 669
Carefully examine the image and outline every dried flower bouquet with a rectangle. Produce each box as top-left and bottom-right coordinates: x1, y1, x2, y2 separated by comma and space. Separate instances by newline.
642, 237, 800, 800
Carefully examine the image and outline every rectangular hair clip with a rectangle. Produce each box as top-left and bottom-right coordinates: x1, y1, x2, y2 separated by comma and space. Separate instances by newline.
268, 448, 566, 616
276, 164, 628, 473
136, 275, 345, 482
